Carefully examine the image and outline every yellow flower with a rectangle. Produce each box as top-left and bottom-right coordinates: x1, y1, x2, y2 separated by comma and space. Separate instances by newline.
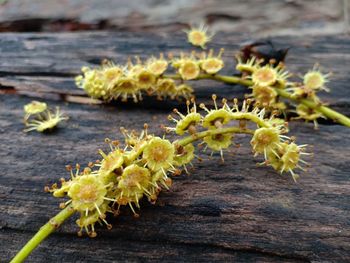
113, 164, 152, 216
251, 85, 278, 108
173, 143, 195, 166
199, 49, 224, 74
24, 107, 68, 133
68, 174, 107, 212
251, 64, 290, 88
173, 84, 194, 99
303, 65, 330, 91
176, 112, 202, 135
178, 59, 200, 80
117, 164, 151, 200
235, 56, 261, 73
101, 64, 123, 84
202, 109, 231, 129
252, 65, 278, 87
146, 54, 168, 76
155, 78, 177, 98
76, 202, 111, 237
96, 147, 124, 184
250, 127, 280, 155
24, 101, 47, 115
75, 68, 109, 100
128, 64, 144, 77
185, 24, 214, 49
204, 132, 232, 152
143, 137, 175, 171
295, 104, 325, 129
166, 100, 201, 135
267, 142, 307, 182
111, 77, 141, 102
135, 69, 156, 89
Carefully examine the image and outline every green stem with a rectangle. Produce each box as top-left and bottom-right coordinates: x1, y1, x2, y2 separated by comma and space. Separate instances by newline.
165, 74, 350, 127
275, 89, 350, 127
177, 126, 254, 146
11, 205, 75, 263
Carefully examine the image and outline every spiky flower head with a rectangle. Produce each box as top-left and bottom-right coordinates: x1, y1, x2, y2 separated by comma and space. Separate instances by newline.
174, 84, 194, 99
185, 24, 214, 49
296, 104, 323, 121
135, 69, 157, 89
24, 107, 68, 133
75, 67, 109, 100
143, 137, 175, 171
96, 142, 124, 184
235, 56, 261, 73
267, 142, 307, 182
204, 132, 233, 152
303, 64, 330, 91
251, 85, 278, 108
167, 100, 202, 135
175, 112, 201, 135
98, 150, 123, 175
200, 95, 232, 129
155, 78, 177, 99
178, 59, 200, 80
101, 63, 123, 85
250, 127, 280, 154
116, 164, 151, 203
202, 109, 231, 129
68, 173, 107, 212
294, 104, 325, 129
199, 48, 224, 74
111, 77, 141, 102
173, 143, 195, 166
252, 65, 278, 87
146, 54, 168, 76
76, 202, 111, 237
24, 101, 47, 115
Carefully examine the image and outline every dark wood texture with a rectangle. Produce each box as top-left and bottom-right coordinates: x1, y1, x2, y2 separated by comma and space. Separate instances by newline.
0, 0, 346, 36
0, 32, 350, 262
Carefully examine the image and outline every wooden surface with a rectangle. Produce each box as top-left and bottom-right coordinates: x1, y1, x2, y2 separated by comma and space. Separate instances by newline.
0, 0, 346, 36
0, 32, 350, 262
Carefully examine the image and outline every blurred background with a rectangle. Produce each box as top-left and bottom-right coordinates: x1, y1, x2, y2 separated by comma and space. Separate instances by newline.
0, 0, 348, 36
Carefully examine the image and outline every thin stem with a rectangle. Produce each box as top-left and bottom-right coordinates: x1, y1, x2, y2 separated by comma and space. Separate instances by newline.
165, 74, 350, 127
11, 205, 75, 263
275, 89, 350, 127
177, 126, 254, 146
165, 73, 252, 86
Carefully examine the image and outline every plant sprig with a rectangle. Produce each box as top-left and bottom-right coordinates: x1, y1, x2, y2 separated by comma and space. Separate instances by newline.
76, 49, 350, 128
11, 96, 310, 262
23, 101, 68, 133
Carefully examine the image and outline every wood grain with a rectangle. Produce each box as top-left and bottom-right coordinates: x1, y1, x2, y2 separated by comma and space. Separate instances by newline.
0, 0, 345, 36
0, 32, 349, 262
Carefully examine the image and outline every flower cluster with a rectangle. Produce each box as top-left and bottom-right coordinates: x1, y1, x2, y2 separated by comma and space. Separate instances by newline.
289, 64, 330, 128
167, 95, 308, 181
75, 56, 194, 102
236, 56, 332, 128
23, 101, 68, 133
48, 96, 308, 237
171, 49, 224, 79
48, 124, 179, 237
75, 49, 225, 102
236, 56, 290, 110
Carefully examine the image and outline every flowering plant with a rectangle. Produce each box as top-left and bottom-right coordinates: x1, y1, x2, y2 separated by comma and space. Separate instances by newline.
75, 49, 350, 128
12, 96, 310, 262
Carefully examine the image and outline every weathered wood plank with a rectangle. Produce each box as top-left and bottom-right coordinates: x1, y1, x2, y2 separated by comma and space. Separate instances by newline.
0, 32, 350, 262
0, 0, 345, 36
0, 92, 349, 262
